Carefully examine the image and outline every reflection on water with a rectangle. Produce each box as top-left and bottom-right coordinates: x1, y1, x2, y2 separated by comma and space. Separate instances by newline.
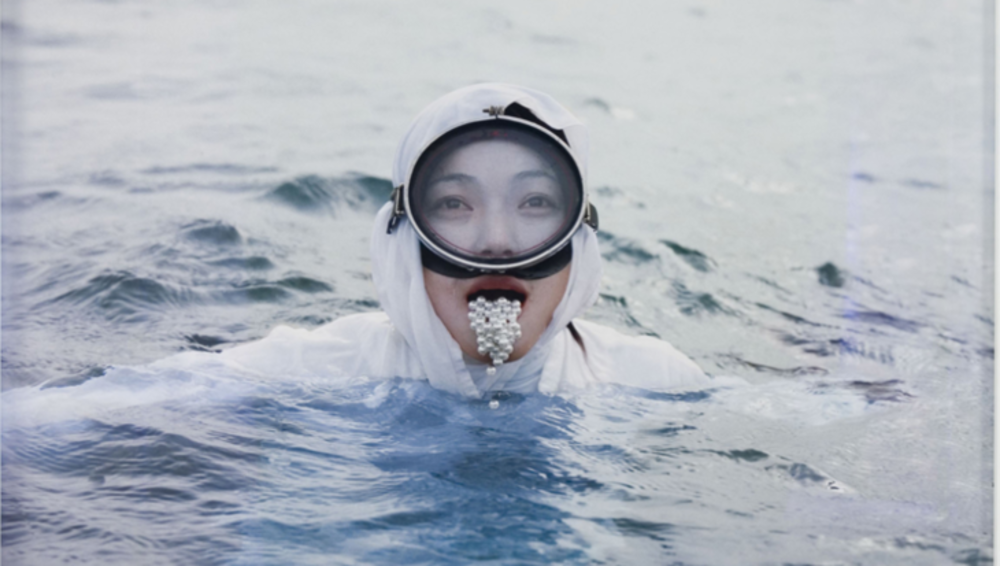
4, 372, 958, 564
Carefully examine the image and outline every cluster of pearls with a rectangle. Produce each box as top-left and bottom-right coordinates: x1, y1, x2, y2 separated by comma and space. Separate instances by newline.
468, 295, 522, 376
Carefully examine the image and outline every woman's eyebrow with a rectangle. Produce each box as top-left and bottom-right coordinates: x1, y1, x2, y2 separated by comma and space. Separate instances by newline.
513, 169, 556, 182
429, 172, 476, 187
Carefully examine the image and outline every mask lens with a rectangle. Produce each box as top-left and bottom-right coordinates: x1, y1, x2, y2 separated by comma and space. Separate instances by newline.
408, 120, 583, 269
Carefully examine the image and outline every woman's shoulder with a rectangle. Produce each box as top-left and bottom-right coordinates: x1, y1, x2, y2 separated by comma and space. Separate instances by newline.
233, 312, 397, 349
218, 311, 415, 379
570, 319, 710, 390
313, 311, 394, 338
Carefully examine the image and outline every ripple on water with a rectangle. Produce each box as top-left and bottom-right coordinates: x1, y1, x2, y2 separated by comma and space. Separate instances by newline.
607, 517, 676, 543
88, 170, 127, 187
722, 354, 829, 377
597, 231, 658, 265
263, 174, 392, 214
37, 262, 332, 321
183, 334, 229, 352
207, 256, 275, 271
671, 281, 732, 317
660, 240, 716, 272
43, 270, 199, 320
40, 366, 108, 390
215, 276, 333, 305
840, 379, 913, 404
595, 294, 660, 337
2, 190, 64, 212
796, 336, 896, 365
900, 178, 946, 190
218, 283, 292, 304
710, 448, 770, 462
754, 302, 826, 327
817, 262, 846, 287
141, 163, 280, 176
276, 276, 333, 293
181, 220, 243, 247
841, 309, 923, 333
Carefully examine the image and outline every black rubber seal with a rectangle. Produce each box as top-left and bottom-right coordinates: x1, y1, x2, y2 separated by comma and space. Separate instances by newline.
420, 241, 572, 280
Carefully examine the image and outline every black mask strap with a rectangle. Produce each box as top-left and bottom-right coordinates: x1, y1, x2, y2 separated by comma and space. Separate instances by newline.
420, 242, 573, 280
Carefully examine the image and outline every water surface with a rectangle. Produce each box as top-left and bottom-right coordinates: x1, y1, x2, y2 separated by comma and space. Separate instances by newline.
1, 0, 992, 563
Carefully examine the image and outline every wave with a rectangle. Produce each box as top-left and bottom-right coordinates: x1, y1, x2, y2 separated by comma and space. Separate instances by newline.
40, 269, 335, 319
262, 174, 392, 214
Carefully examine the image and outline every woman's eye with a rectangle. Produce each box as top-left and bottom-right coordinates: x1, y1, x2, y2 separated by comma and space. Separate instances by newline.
521, 195, 555, 209
434, 197, 469, 211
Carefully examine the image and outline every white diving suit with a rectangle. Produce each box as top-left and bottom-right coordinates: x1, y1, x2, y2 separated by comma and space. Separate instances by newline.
221, 84, 709, 398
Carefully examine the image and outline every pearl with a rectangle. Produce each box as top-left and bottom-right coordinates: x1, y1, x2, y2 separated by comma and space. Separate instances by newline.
468, 295, 522, 374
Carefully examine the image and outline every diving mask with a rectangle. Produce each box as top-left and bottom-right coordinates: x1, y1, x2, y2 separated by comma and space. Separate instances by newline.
387, 112, 596, 280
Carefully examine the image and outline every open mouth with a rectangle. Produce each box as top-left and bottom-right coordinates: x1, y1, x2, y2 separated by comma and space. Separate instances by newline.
467, 289, 527, 304
466, 276, 529, 307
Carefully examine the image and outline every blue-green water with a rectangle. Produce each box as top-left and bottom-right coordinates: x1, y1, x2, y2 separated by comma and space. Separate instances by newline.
1, 0, 992, 564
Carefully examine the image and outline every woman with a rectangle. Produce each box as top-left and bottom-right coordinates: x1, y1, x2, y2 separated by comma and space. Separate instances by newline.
222, 84, 708, 398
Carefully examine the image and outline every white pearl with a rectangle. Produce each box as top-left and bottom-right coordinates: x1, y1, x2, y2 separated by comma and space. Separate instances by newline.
469, 296, 522, 374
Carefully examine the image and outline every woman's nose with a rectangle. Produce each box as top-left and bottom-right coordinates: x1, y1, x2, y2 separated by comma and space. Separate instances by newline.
475, 214, 516, 258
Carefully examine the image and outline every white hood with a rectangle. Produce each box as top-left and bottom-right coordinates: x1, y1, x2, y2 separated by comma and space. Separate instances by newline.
370, 84, 602, 398
391, 83, 590, 188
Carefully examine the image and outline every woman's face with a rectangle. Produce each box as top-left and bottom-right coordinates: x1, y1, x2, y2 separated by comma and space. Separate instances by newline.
419, 139, 570, 260
419, 138, 573, 362
423, 267, 570, 363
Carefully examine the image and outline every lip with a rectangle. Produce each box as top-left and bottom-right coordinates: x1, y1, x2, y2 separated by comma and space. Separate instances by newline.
466, 276, 529, 305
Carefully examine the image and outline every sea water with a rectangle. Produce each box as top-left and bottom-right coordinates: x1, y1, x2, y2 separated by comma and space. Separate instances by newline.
1, 0, 992, 564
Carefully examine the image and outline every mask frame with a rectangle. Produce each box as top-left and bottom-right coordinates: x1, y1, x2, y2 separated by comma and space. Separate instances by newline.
419, 240, 574, 280
387, 112, 598, 276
